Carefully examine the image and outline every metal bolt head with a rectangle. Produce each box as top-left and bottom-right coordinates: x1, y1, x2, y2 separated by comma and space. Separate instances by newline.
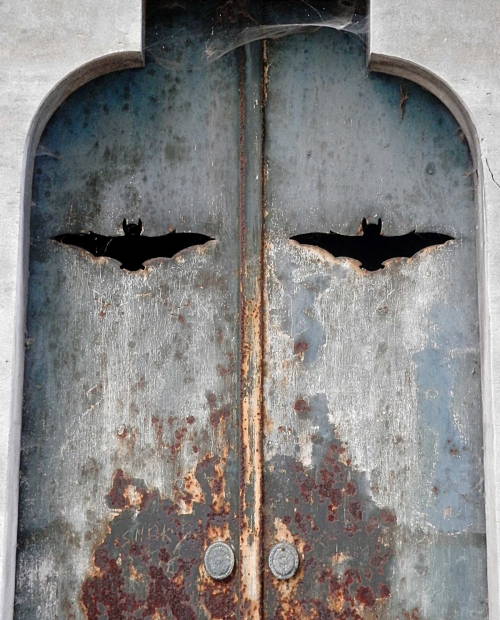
204, 541, 235, 580
269, 541, 299, 580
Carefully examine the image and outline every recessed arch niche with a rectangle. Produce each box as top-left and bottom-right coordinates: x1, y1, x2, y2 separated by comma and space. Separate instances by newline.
16, 1, 487, 618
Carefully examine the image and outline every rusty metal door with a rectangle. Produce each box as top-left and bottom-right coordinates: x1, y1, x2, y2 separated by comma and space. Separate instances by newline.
17, 1, 487, 619
260, 23, 487, 619
17, 3, 245, 617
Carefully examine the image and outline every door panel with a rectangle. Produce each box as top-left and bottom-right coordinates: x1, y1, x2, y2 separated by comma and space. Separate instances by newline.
17, 4, 242, 618
262, 28, 487, 619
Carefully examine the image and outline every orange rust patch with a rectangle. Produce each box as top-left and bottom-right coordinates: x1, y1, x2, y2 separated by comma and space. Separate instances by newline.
206, 522, 231, 543
198, 565, 237, 620
265, 438, 396, 618
123, 484, 144, 509
129, 564, 143, 582
294, 398, 311, 416
206, 392, 232, 428
270, 518, 309, 616
81, 459, 238, 619
293, 340, 309, 355
174, 469, 206, 515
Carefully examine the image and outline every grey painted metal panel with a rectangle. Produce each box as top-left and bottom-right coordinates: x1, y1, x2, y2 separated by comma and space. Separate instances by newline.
17, 4, 242, 618
262, 29, 487, 619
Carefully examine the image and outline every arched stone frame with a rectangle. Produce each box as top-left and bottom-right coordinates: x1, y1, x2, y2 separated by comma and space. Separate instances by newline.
369, 53, 497, 617
369, 5, 500, 612
1, 0, 499, 617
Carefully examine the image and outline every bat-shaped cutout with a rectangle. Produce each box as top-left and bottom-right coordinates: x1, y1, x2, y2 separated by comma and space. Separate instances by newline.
53, 219, 214, 271
290, 218, 454, 271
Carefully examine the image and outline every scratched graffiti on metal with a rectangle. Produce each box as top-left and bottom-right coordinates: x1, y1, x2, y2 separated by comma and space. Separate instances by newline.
264, 432, 396, 617
81, 457, 237, 618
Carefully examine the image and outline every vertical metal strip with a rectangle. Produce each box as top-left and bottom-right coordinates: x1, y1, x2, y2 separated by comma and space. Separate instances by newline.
238, 40, 266, 619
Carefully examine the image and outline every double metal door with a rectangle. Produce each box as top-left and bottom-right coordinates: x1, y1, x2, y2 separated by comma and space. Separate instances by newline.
17, 2, 487, 618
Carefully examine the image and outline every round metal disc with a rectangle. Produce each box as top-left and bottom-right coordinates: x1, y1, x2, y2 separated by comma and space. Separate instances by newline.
268, 541, 299, 580
204, 541, 235, 580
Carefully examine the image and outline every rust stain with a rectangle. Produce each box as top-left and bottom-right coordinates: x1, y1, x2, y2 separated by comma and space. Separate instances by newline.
174, 469, 205, 515
123, 484, 144, 509
273, 517, 296, 545
116, 426, 129, 440
237, 40, 266, 619
262, 39, 269, 107
171, 426, 188, 455
270, 518, 310, 618
105, 469, 153, 511
266, 437, 396, 619
403, 609, 422, 620
206, 392, 231, 428
206, 522, 232, 544
81, 456, 237, 619
151, 415, 166, 450
217, 362, 234, 377
199, 573, 238, 620
198, 528, 238, 620
293, 340, 309, 355
239, 282, 264, 614
294, 398, 311, 416
150, 414, 193, 457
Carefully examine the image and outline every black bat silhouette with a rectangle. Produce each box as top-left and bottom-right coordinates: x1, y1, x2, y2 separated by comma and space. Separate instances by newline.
53, 219, 214, 271
291, 218, 454, 271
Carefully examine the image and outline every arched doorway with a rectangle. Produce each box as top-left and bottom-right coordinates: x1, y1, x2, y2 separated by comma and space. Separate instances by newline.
16, 1, 487, 617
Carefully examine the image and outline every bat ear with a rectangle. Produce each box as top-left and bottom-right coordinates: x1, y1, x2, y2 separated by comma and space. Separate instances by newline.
138, 218, 143, 233
377, 218, 382, 233
122, 218, 127, 230
362, 218, 367, 231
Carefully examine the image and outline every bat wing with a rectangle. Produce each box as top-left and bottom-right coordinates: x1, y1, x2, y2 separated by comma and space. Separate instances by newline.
136, 231, 214, 264
53, 232, 114, 258
377, 231, 454, 265
291, 232, 368, 265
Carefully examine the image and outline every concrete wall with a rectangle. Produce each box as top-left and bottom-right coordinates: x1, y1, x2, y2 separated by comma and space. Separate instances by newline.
1, 0, 499, 616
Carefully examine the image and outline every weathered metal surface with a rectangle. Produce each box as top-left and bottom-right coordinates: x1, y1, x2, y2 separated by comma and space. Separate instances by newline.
262, 26, 487, 619
17, 3, 242, 618
237, 35, 266, 618
18, 2, 487, 618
